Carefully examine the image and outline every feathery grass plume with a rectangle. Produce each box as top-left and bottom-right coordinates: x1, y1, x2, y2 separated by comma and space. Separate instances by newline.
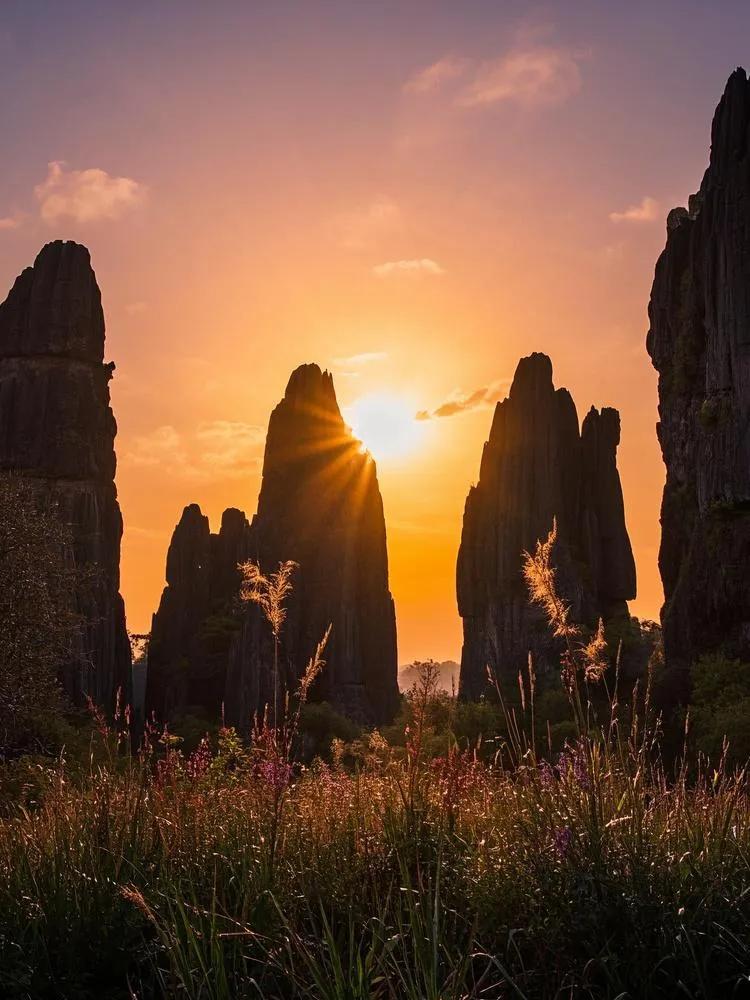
239, 558, 297, 729
523, 520, 612, 736
239, 559, 297, 641
522, 518, 579, 642
297, 625, 331, 704
582, 618, 608, 682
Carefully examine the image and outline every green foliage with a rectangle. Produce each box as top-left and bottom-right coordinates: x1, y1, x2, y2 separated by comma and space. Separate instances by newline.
298, 701, 360, 760
691, 653, 750, 766
0, 476, 87, 760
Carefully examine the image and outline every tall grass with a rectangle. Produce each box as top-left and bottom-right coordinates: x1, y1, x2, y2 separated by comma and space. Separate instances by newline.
1, 533, 750, 998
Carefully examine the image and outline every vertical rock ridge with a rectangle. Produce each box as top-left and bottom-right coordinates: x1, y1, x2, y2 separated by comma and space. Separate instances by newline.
0, 241, 130, 711
227, 363, 399, 727
647, 68, 750, 689
457, 353, 635, 698
146, 504, 250, 720
147, 363, 400, 727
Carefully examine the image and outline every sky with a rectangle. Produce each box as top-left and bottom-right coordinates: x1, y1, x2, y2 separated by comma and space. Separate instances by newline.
1, 1, 749, 664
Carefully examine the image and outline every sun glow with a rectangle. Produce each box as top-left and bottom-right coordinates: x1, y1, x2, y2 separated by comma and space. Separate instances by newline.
346, 392, 425, 463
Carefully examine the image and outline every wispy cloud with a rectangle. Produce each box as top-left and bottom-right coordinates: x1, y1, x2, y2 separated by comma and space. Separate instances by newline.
403, 55, 468, 95
124, 420, 264, 479
609, 196, 660, 224
194, 420, 265, 473
457, 45, 584, 109
416, 381, 509, 420
35, 161, 146, 224
373, 258, 444, 278
336, 197, 401, 249
0, 213, 22, 231
404, 27, 585, 113
332, 351, 388, 367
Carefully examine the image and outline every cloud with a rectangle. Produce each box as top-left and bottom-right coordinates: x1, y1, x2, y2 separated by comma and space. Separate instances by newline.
372, 258, 444, 278
416, 381, 509, 420
194, 420, 265, 473
124, 420, 264, 479
609, 196, 660, 224
336, 197, 401, 249
456, 44, 584, 109
35, 161, 146, 224
0, 213, 22, 231
403, 55, 468, 95
332, 351, 388, 367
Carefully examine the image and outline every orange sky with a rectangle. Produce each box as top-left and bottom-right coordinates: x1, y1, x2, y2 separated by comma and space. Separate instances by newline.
2, 2, 749, 663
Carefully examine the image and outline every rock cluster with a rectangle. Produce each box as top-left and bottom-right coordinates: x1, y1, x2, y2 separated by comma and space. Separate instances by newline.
147, 364, 400, 726
647, 68, 750, 690
457, 353, 635, 697
145, 505, 248, 719
0, 241, 131, 710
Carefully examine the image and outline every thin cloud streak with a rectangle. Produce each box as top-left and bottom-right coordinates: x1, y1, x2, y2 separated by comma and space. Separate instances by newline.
403, 55, 468, 94
404, 37, 585, 111
373, 258, 444, 277
332, 351, 388, 367
456, 45, 584, 109
416, 381, 509, 420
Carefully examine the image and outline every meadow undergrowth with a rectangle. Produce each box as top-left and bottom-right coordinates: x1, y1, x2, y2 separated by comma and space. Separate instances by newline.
1, 540, 749, 998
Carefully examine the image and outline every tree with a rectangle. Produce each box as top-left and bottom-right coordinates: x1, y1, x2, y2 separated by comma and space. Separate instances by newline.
0, 476, 84, 758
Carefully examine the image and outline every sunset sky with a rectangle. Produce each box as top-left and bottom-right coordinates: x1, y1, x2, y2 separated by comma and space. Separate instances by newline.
1, 1, 749, 664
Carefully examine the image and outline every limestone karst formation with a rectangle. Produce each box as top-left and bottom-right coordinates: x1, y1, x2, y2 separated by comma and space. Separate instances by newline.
145, 505, 249, 720
647, 67, 750, 691
146, 363, 400, 726
0, 240, 131, 710
456, 352, 636, 698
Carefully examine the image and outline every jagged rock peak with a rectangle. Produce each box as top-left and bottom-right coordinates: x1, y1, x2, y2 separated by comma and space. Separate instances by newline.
227, 362, 400, 727
508, 351, 554, 398
706, 67, 750, 181
0, 241, 106, 363
647, 69, 750, 692
457, 352, 635, 699
146, 503, 251, 720
283, 363, 338, 409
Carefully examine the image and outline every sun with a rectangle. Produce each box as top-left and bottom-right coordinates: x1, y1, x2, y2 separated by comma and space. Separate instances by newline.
346, 392, 425, 463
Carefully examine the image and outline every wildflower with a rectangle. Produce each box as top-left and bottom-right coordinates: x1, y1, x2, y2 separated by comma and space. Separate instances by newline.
186, 736, 212, 780
572, 751, 592, 791
258, 758, 292, 792
539, 759, 555, 790
560, 741, 592, 792
552, 825, 573, 859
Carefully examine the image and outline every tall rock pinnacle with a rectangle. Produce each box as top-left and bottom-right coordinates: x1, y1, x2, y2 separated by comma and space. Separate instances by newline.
146, 505, 249, 719
647, 68, 750, 689
457, 353, 635, 697
147, 363, 400, 726
0, 241, 131, 710
227, 363, 400, 726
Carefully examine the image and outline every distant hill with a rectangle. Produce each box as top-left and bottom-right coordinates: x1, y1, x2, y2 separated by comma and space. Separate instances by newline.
398, 660, 459, 694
